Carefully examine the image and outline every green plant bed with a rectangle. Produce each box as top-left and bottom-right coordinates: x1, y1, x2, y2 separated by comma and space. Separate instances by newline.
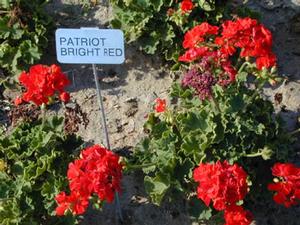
110, 0, 259, 65
0, 116, 83, 225
110, 0, 227, 63
122, 13, 299, 223
126, 75, 296, 222
0, 0, 52, 82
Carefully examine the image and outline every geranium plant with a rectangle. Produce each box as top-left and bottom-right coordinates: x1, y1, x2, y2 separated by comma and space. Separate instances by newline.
110, 0, 259, 65
0, 0, 52, 81
125, 17, 298, 224
0, 116, 83, 225
110, 0, 228, 63
55, 145, 123, 216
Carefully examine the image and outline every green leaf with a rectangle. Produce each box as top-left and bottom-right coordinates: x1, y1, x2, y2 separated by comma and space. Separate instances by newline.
0, 0, 52, 77
48, 116, 64, 132
188, 197, 212, 221
237, 71, 248, 83
150, 0, 164, 11
144, 172, 171, 205
198, 0, 215, 11
181, 134, 201, 157
140, 32, 160, 54
226, 95, 244, 113
11, 161, 24, 176
110, 19, 122, 29
175, 158, 195, 180
11, 26, 24, 40
110, 0, 225, 62
0, 116, 82, 224
0, 0, 9, 8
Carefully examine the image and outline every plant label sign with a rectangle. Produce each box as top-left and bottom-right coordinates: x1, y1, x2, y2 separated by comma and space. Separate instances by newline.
55, 28, 125, 64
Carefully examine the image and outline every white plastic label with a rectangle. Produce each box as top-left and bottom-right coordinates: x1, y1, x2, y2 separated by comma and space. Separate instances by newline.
55, 28, 125, 64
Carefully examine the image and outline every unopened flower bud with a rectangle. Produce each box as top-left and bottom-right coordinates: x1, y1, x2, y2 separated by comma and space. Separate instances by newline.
14, 96, 23, 106
270, 66, 277, 74
268, 79, 277, 86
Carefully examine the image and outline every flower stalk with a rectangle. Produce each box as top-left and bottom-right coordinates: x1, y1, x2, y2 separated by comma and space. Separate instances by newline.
125, 162, 157, 171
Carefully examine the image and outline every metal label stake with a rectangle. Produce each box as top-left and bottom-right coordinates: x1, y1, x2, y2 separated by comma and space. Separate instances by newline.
92, 64, 123, 222
92, 64, 110, 149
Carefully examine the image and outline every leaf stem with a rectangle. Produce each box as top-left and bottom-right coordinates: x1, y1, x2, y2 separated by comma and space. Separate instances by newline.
238, 62, 252, 74
126, 162, 157, 170
244, 152, 262, 158
200, 154, 206, 163
289, 128, 300, 136
41, 103, 46, 128
211, 95, 221, 113
0, 197, 13, 201
204, 43, 219, 48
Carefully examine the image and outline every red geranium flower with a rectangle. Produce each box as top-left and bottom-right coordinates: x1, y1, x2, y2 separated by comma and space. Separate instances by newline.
224, 205, 253, 225
16, 64, 70, 106
180, 0, 193, 13
55, 145, 123, 216
60, 92, 70, 103
193, 160, 248, 211
256, 53, 277, 70
268, 163, 300, 207
221, 60, 237, 83
183, 22, 219, 49
179, 47, 209, 62
271, 163, 300, 179
155, 98, 166, 113
180, 17, 277, 72
55, 191, 89, 216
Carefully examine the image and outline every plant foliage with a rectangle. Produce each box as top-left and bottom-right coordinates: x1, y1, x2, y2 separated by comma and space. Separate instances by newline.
127, 74, 293, 217
0, 0, 52, 81
110, 0, 228, 62
0, 116, 83, 225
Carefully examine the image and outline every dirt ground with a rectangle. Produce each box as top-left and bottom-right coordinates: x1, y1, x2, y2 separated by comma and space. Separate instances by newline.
2, 0, 300, 224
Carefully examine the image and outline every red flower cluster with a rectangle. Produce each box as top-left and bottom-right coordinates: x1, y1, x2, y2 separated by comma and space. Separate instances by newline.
224, 205, 253, 225
216, 17, 276, 70
155, 98, 166, 113
180, 0, 193, 13
55, 191, 89, 216
193, 161, 253, 225
182, 23, 219, 49
179, 17, 276, 72
193, 160, 248, 210
268, 163, 300, 207
16, 64, 70, 106
55, 145, 123, 216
